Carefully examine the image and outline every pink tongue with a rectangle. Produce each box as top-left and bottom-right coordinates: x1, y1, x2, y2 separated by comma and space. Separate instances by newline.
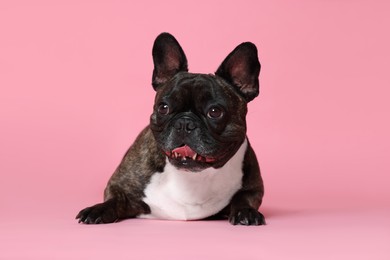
172, 145, 196, 157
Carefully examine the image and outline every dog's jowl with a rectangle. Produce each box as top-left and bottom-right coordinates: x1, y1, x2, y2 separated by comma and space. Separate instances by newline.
76, 33, 265, 226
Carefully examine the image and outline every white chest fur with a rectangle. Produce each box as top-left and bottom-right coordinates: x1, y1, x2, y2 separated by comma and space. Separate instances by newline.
139, 139, 247, 221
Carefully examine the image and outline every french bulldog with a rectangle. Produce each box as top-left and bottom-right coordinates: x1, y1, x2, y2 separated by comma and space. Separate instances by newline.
76, 32, 265, 226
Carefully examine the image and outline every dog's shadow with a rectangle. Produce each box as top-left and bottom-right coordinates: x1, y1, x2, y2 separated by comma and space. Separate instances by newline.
261, 206, 305, 219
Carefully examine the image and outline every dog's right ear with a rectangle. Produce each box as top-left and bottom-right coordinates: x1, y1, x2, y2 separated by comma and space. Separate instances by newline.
152, 33, 188, 90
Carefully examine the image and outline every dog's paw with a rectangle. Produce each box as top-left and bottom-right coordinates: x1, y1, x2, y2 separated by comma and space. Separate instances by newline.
229, 208, 266, 226
76, 201, 119, 224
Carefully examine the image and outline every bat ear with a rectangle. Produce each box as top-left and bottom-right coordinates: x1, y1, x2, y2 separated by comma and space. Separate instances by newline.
151, 33, 188, 90
215, 42, 261, 102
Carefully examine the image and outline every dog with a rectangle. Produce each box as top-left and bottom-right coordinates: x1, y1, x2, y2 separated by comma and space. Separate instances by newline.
76, 33, 265, 225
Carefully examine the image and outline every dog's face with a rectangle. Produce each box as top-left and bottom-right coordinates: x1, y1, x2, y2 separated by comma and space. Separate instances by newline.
149, 33, 261, 171
150, 72, 248, 171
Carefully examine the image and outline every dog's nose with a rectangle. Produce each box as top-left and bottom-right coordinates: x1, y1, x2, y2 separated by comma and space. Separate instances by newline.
174, 117, 197, 133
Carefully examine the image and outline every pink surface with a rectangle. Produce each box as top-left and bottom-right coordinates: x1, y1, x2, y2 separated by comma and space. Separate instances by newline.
1, 0, 389, 259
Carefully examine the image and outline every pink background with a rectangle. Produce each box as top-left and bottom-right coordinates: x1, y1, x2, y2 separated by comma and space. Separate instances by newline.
1, 0, 389, 259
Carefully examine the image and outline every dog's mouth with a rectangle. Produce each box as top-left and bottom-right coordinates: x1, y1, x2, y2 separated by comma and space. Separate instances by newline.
164, 145, 216, 163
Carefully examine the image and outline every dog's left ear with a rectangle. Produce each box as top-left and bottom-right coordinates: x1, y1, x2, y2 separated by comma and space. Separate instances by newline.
215, 42, 261, 102
152, 33, 188, 90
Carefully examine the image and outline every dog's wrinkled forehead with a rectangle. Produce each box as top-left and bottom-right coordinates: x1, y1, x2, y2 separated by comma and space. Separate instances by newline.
155, 72, 244, 108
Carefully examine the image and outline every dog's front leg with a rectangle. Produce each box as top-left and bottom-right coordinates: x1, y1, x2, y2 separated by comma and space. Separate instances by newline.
228, 190, 265, 226
76, 192, 150, 224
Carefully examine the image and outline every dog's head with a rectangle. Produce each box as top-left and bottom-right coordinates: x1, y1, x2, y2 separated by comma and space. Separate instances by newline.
149, 33, 261, 171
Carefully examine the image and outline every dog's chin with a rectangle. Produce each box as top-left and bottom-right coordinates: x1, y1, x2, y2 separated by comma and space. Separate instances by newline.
167, 157, 213, 172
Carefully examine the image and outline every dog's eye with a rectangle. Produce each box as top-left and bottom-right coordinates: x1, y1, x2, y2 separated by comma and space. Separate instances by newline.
207, 107, 224, 119
157, 103, 170, 115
